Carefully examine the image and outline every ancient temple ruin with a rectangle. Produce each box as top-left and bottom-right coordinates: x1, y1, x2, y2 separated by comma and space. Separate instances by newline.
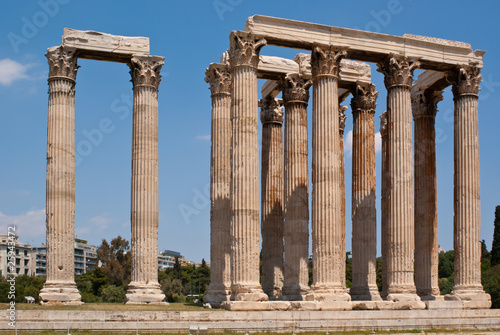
205, 15, 491, 310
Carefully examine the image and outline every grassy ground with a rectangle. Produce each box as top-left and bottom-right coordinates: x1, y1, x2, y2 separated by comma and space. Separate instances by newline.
0, 302, 212, 311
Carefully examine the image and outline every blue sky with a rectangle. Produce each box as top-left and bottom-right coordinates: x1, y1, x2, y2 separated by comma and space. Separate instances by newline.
0, 0, 499, 263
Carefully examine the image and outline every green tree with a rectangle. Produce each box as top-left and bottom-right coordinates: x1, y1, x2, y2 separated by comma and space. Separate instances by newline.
345, 252, 352, 288
97, 236, 131, 287
100, 285, 126, 303
160, 278, 184, 302
438, 250, 454, 279
491, 206, 500, 267
483, 264, 500, 309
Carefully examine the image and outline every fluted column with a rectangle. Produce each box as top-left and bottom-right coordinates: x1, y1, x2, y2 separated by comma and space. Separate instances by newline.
339, 105, 347, 290
260, 97, 285, 299
308, 45, 350, 302
40, 46, 82, 305
350, 84, 381, 301
380, 111, 389, 299
204, 63, 232, 306
377, 54, 422, 305
280, 73, 312, 300
126, 55, 166, 304
228, 32, 268, 301
412, 89, 442, 300
445, 66, 491, 308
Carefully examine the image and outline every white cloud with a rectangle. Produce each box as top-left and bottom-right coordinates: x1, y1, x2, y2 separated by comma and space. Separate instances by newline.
343, 130, 382, 157
76, 215, 113, 236
0, 209, 45, 243
0, 59, 34, 85
195, 135, 210, 141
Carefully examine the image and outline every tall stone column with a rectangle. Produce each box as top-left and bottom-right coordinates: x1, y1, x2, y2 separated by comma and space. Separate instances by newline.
339, 105, 347, 290
40, 46, 82, 305
412, 89, 442, 300
126, 55, 166, 304
445, 66, 491, 309
380, 111, 389, 299
350, 84, 382, 301
280, 73, 312, 300
260, 97, 285, 299
377, 54, 423, 306
228, 32, 268, 301
204, 63, 232, 306
308, 45, 350, 303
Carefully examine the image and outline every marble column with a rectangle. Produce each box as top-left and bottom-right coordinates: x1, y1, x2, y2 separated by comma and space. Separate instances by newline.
377, 54, 423, 306
126, 55, 166, 304
412, 89, 442, 300
228, 32, 268, 301
308, 45, 350, 302
260, 97, 285, 299
40, 46, 82, 305
380, 111, 389, 299
204, 63, 232, 306
280, 73, 312, 300
339, 105, 347, 290
445, 66, 491, 309
350, 84, 382, 301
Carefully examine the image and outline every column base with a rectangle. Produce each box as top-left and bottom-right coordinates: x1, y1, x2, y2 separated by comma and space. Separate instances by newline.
350, 285, 383, 301
203, 285, 231, 307
445, 287, 491, 309
386, 292, 426, 309
262, 285, 283, 299
230, 284, 268, 301
125, 282, 167, 305
280, 283, 310, 301
306, 285, 351, 302
39, 282, 83, 305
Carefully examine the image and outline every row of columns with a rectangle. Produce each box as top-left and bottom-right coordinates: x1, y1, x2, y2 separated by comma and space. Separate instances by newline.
40, 46, 166, 304
206, 31, 490, 309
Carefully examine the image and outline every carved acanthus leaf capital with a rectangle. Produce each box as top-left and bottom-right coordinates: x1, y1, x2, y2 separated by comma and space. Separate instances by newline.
339, 105, 348, 134
259, 97, 284, 124
280, 73, 312, 104
311, 45, 348, 78
205, 64, 231, 96
351, 84, 378, 114
412, 90, 443, 119
380, 111, 388, 137
129, 56, 165, 89
377, 54, 420, 89
229, 32, 267, 69
447, 66, 482, 97
46, 46, 79, 81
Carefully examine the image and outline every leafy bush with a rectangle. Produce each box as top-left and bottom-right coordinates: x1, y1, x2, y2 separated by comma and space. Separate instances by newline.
81, 292, 101, 303
100, 285, 125, 303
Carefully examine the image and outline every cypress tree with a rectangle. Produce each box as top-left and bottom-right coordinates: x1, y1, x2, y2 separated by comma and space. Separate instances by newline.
491, 206, 500, 267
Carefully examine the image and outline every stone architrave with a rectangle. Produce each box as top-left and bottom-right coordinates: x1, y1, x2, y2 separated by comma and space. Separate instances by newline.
379, 111, 389, 299
445, 66, 491, 309
377, 54, 424, 307
308, 45, 350, 304
412, 89, 443, 300
280, 73, 312, 300
228, 32, 268, 302
350, 84, 382, 301
260, 97, 285, 299
339, 105, 347, 290
126, 55, 167, 304
39, 46, 82, 305
204, 63, 232, 306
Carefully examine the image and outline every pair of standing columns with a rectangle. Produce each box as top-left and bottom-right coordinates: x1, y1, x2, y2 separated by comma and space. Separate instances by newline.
40, 46, 165, 304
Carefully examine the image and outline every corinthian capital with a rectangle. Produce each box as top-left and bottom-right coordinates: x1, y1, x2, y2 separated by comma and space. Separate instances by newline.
205, 63, 231, 96
351, 84, 378, 114
259, 97, 284, 124
311, 44, 347, 78
228, 32, 266, 69
46, 46, 79, 81
280, 73, 313, 104
447, 65, 482, 97
377, 54, 420, 89
129, 56, 165, 89
339, 105, 348, 135
412, 90, 444, 119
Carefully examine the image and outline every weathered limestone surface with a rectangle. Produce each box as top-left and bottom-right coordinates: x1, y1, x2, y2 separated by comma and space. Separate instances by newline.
445, 66, 491, 309
62, 28, 149, 62
380, 111, 389, 299
377, 54, 424, 309
244, 15, 485, 70
228, 32, 268, 302
39, 46, 82, 305
339, 105, 347, 291
260, 97, 285, 299
205, 63, 232, 306
350, 84, 381, 302
126, 56, 166, 305
412, 89, 442, 300
281, 73, 312, 300
308, 45, 350, 304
